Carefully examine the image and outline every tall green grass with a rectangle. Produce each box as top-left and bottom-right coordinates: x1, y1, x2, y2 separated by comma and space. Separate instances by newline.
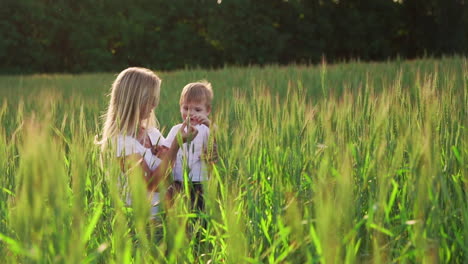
0, 56, 466, 263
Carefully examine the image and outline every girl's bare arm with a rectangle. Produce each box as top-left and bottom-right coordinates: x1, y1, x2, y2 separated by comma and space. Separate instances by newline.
121, 123, 198, 191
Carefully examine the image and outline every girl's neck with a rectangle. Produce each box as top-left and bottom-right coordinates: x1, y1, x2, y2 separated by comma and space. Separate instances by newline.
136, 125, 145, 138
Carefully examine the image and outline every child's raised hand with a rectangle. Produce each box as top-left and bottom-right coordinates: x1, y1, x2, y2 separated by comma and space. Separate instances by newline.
192, 114, 211, 127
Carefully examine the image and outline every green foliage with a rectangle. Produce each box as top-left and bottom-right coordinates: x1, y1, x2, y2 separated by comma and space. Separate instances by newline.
0, 57, 467, 262
1, 0, 467, 73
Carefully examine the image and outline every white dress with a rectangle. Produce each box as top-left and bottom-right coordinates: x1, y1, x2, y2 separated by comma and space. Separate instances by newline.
116, 127, 165, 216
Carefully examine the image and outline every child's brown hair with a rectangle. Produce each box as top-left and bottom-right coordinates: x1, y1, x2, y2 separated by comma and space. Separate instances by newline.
179, 81, 213, 109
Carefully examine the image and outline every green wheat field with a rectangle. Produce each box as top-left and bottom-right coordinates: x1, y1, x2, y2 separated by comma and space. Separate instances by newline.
0, 57, 467, 263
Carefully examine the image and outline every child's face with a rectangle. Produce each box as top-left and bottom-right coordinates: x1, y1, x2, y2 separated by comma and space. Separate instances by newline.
180, 99, 210, 125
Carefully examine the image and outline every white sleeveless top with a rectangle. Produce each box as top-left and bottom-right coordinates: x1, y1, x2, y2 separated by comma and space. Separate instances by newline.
116, 127, 165, 216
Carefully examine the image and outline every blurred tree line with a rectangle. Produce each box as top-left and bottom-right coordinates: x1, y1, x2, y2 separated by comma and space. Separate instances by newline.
0, 0, 466, 73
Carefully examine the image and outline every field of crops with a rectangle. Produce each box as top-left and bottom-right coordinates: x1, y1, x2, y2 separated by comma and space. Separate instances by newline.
0, 57, 466, 263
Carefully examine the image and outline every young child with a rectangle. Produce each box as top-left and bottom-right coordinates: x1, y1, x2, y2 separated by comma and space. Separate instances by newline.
163, 81, 215, 210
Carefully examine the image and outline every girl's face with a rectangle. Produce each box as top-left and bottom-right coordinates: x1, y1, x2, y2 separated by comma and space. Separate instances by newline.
141, 96, 158, 120
180, 99, 210, 125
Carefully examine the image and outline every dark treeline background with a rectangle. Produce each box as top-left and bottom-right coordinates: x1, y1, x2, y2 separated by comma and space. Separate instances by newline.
1, 0, 467, 73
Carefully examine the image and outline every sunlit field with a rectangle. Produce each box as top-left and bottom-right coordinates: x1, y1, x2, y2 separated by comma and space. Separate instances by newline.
0, 57, 467, 263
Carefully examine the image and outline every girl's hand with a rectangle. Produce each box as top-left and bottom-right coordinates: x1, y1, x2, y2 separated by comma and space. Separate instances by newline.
151, 145, 169, 158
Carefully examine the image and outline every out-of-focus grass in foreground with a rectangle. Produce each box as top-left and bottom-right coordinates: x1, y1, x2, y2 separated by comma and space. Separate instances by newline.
0, 57, 467, 263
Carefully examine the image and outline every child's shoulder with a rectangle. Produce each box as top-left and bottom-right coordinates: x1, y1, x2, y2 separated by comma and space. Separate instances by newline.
116, 135, 141, 157
116, 134, 138, 145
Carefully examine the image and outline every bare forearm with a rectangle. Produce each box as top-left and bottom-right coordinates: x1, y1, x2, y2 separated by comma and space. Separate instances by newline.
148, 140, 179, 190
148, 122, 197, 190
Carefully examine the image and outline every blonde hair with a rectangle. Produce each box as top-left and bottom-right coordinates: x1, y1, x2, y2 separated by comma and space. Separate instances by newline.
179, 81, 213, 108
98, 67, 161, 150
